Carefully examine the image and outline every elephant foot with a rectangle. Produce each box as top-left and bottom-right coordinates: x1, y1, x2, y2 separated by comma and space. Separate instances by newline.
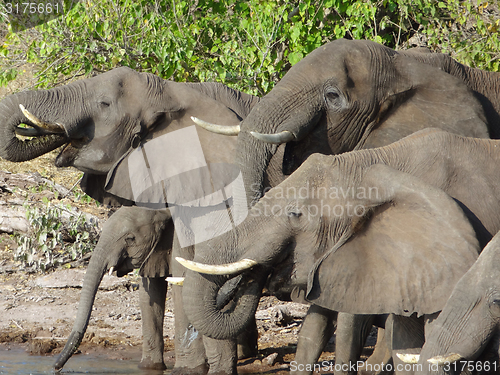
207, 371, 237, 375
237, 342, 258, 360
171, 363, 209, 375
237, 318, 258, 359
138, 357, 167, 371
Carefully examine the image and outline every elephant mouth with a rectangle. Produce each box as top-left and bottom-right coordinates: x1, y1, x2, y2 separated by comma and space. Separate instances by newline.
55, 142, 80, 167
17, 105, 89, 168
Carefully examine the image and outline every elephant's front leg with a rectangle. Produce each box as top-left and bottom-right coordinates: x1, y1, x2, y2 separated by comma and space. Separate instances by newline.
138, 277, 167, 370
292, 305, 337, 375
334, 313, 374, 375
171, 238, 209, 375
386, 314, 425, 375
203, 336, 238, 375
171, 284, 209, 375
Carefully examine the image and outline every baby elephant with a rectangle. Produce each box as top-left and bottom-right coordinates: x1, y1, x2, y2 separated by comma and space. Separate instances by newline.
407, 230, 500, 374
55, 206, 172, 371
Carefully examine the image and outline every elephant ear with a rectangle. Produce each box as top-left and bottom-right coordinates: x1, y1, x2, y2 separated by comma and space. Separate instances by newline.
362, 56, 488, 148
80, 173, 134, 207
306, 164, 480, 317
104, 84, 245, 205
139, 220, 174, 278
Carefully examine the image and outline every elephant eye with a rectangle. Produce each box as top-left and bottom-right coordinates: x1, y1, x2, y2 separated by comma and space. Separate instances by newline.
287, 209, 302, 218
324, 88, 345, 111
488, 297, 500, 317
125, 234, 136, 246
326, 91, 340, 101
99, 100, 111, 107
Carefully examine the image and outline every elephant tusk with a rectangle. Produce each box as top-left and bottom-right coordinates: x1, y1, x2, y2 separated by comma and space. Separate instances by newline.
19, 104, 66, 134
396, 353, 420, 364
250, 130, 295, 144
191, 116, 241, 136
166, 277, 185, 286
427, 353, 462, 365
108, 267, 114, 276
175, 257, 258, 275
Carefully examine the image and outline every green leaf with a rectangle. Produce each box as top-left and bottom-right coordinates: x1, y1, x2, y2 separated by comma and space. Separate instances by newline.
288, 51, 304, 66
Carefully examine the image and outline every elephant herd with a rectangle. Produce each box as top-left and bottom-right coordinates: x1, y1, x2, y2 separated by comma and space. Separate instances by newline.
1, 39, 500, 375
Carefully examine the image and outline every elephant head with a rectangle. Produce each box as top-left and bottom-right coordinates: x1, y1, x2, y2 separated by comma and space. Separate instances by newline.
54, 206, 172, 371
179, 160, 480, 340
411, 231, 500, 372
0, 66, 257, 179
195, 39, 490, 207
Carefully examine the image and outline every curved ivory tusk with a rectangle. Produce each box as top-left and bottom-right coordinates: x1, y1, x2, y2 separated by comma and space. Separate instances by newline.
250, 130, 295, 144
19, 104, 66, 134
191, 116, 240, 136
175, 256, 258, 275
427, 353, 462, 365
396, 353, 420, 364
166, 277, 185, 286
108, 267, 114, 276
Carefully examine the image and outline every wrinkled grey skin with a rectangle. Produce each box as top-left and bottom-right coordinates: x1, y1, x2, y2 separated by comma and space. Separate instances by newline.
0, 67, 261, 374
181, 129, 500, 373
416, 231, 500, 375
233, 39, 491, 210
0, 66, 258, 173
218, 39, 495, 375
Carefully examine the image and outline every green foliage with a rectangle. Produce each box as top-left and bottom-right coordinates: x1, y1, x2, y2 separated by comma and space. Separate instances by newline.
0, 0, 498, 94
14, 201, 99, 272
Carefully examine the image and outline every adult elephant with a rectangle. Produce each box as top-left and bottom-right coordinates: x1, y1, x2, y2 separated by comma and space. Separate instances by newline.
397, 230, 500, 374
194, 38, 497, 374
178, 129, 500, 374
0, 66, 261, 374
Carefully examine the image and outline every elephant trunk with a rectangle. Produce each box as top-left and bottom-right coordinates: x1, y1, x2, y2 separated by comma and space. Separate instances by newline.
182, 269, 262, 340
54, 247, 109, 371
237, 86, 320, 207
236, 130, 277, 207
0, 91, 69, 162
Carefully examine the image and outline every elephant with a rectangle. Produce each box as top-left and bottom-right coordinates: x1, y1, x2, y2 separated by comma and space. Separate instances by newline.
0, 66, 263, 374
54, 206, 172, 370
398, 230, 500, 374
194, 39, 499, 374
177, 129, 500, 374
54, 205, 243, 375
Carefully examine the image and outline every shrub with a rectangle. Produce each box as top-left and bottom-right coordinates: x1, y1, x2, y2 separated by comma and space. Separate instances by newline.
1, 0, 498, 94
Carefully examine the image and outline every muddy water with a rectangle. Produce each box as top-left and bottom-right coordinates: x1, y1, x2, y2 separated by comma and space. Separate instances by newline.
0, 346, 170, 375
